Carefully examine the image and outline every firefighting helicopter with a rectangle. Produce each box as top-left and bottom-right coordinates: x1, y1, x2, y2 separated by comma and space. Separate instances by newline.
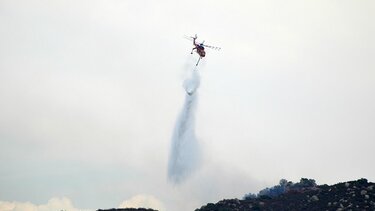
184, 34, 221, 66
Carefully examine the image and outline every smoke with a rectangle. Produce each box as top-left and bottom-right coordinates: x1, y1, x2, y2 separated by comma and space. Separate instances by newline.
168, 68, 201, 184
0, 197, 91, 211
243, 178, 317, 199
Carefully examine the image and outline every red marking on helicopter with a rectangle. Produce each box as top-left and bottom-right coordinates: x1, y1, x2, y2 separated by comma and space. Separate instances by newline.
184, 34, 221, 66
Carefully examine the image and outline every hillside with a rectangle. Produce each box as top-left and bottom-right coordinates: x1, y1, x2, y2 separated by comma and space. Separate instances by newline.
196, 178, 375, 211
97, 178, 375, 211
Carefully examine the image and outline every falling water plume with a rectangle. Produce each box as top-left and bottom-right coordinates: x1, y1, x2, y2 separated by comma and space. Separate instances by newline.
168, 69, 201, 184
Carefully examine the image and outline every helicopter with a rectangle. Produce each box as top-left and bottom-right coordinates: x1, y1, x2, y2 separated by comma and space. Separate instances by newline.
184, 34, 221, 66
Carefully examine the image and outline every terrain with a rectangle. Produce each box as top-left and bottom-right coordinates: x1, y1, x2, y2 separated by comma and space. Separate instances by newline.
98, 178, 375, 211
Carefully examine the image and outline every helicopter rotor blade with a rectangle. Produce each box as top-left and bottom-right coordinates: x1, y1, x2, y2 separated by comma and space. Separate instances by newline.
203, 44, 221, 50
183, 35, 194, 41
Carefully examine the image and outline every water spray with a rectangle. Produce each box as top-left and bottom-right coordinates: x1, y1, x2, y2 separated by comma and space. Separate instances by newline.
168, 69, 201, 184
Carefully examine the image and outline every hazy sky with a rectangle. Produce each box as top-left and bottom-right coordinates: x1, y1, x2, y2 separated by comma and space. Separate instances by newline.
0, 1, 374, 211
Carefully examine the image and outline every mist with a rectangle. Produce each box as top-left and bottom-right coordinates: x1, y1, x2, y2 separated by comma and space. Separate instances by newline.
168, 68, 201, 184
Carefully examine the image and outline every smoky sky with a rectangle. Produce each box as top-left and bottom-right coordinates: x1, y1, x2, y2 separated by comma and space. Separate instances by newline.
0, 1, 375, 211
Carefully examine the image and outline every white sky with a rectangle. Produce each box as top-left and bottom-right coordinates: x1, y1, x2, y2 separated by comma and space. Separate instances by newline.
0, 1, 374, 211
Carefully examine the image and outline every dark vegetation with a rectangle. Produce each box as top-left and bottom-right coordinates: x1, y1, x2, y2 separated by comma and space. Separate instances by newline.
196, 178, 375, 211
98, 178, 375, 211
